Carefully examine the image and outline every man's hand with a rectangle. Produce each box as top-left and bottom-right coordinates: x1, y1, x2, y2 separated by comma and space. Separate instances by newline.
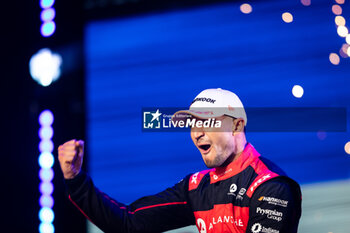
58, 139, 84, 179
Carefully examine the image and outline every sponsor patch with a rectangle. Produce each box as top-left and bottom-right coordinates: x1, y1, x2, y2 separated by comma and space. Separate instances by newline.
251, 223, 279, 233
256, 207, 283, 222
258, 196, 288, 208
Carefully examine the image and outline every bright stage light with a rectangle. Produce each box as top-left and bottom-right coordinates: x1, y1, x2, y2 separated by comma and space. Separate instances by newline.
39, 168, 54, 182
335, 0, 345, 4
40, 195, 54, 208
38, 152, 54, 169
41, 21, 56, 37
292, 85, 304, 98
339, 44, 349, 58
29, 48, 62, 87
329, 53, 340, 65
301, 0, 311, 6
39, 222, 54, 233
39, 127, 54, 140
39, 207, 54, 223
337, 25, 348, 38
39, 110, 54, 126
40, 182, 54, 196
40, 0, 55, 9
39, 140, 54, 153
240, 4, 252, 14
332, 4, 342, 15
40, 0, 56, 37
41, 8, 56, 22
345, 142, 350, 155
335, 16, 346, 26
282, 12, 293, 23
346, 34, 350, 44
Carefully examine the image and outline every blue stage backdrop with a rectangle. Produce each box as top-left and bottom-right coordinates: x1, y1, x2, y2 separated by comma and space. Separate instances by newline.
84, 0, 350, 222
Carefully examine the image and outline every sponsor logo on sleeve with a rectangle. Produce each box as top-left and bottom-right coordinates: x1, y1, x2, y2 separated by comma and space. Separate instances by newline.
250, 174, 271, 192
258, 196, 288, 208
251, 223, 279, 233
236, 188, 247, 200
251, 223, 262, 233
256, 207, 283, 222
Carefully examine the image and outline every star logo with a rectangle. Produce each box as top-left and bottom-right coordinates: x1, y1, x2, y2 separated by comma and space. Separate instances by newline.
151, 109, 162, 122
143, 109, 162, 129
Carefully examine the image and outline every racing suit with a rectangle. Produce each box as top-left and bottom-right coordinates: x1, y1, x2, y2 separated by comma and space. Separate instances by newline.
65, 143, 302, 233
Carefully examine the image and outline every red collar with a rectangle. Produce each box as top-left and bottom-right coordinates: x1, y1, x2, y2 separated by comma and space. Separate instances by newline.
210, 143, 260, 183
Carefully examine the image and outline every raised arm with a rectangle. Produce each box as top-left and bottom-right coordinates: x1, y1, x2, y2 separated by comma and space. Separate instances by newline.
58, 139, 195, 233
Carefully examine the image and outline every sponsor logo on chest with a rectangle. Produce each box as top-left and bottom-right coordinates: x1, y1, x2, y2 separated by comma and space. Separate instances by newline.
196, 216, 244, 232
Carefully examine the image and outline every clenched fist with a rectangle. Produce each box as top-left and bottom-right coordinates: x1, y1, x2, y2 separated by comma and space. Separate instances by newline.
58, 139, 84, 179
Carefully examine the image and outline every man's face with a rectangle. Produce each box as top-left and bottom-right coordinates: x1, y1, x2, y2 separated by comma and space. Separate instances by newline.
190, 116, 236, 168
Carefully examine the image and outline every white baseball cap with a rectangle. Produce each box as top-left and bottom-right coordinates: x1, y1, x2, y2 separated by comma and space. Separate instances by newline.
172, 88, 247, 125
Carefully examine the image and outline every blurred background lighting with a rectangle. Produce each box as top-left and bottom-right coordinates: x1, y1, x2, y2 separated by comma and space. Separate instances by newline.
38, 109, 55, 233
39, 207, 54, 223
39, 168, 54, 182
332, 5, 342, 15
29, 48, 62, 87
41, 21, 56, 37
38, 152, 54, 169
41, 8, 56, 22
337, 25, 348, 38
335, 16, 346, 26
346, 34, 350, 44
345, 142, 350, 155
39, 222, 54, 233
301, 0, 311, 6
339, 44, 349, 58
39, 140, 54, 153
329, 53, 340, 65
39, 127, 54, 140
240, 3, 252, 14
39, 195, 54, 208
39, 110, 54, 126
40, 0, 55, 9
335, 0, 345, 4
40, 182, 54, 195
292, 85, 304, 98
347, 47, 350, 56
282, 12, 293, 23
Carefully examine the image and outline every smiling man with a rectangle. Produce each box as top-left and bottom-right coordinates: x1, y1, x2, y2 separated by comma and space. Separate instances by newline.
59, 88, 302, 233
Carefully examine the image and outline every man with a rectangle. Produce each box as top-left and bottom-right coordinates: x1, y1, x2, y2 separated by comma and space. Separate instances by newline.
58, 88, 302, 233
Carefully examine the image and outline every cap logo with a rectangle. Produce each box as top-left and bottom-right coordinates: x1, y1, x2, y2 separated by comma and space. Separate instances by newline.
192, 97, 216, 104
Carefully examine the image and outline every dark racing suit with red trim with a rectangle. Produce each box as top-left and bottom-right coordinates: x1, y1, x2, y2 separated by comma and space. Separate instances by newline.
65, 143, 302, 233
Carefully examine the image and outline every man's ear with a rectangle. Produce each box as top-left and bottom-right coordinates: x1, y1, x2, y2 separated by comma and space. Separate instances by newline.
233, 118, 245, 133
